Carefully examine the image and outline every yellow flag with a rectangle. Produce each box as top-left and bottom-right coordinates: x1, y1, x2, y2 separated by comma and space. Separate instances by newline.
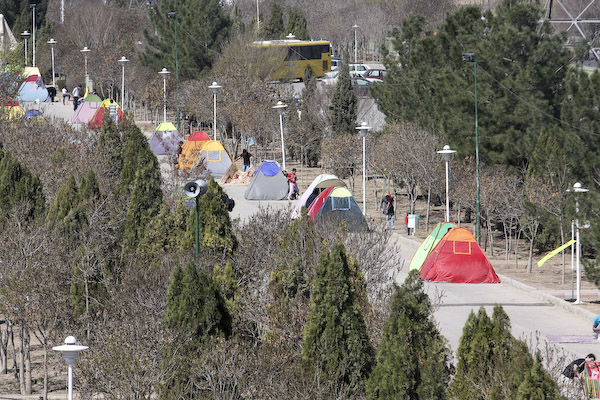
537, 240, 576, 267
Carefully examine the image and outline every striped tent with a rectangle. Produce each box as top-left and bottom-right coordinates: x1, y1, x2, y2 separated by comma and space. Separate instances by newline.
409, 222, 457, 271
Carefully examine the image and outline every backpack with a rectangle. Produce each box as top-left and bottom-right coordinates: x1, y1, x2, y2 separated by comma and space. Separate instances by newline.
225, 195, 235, 212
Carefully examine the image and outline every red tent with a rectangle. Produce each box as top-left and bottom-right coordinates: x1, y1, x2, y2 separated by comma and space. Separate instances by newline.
307, 186, 335, 220
188, 131, 210, 141
419, 227, 500, 283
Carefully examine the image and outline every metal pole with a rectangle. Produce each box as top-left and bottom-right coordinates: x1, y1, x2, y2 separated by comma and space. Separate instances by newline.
213, 91, 217, 141
61, 0, 64, 24
67, 363, 73, 400
163, 77, 167, 123
32, 5, 36, 67
354, 26, 358, 63
362, 135, 366, 215
195, 196, 200, 263
51, 46, 55, 87
24, 38, 27, 66
571, 219, 575, 300
575, 197, 582, 304
256, 0, 260, 31
279, 112, 286, 170
474, 60, 481, 245
121, 63, 125, 108
174, 17, 180, 131
445, 158, 450, 222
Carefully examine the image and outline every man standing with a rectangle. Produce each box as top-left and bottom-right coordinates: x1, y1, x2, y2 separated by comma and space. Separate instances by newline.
383, 193, 395, 229
287, 168, 298, 200
72, 85, 81, 111
236, 149, 252, 172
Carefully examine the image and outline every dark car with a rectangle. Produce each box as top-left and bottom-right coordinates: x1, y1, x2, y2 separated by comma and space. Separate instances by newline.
351, 76, 371, 96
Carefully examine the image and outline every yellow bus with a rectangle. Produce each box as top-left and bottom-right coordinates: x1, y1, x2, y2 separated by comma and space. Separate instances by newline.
253, 39, 332, 80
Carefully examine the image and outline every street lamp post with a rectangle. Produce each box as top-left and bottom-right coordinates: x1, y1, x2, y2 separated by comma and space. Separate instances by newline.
356, 122, 371, 216
352, 24, 359, 63
437, 145, 457, 222
462, 52, 481, 245
159, 68, 170, 123
256, 0, 260, 31
48, 38, 57, 87
52, 336, 88, 400
568, 182, 589, 304
81, 46, 91, 76
21, 31, 30, 66
273, 101, 288, 170
118, 56, 129, 108
184, 179, 208, 263
168, 12, 180, 131
208, 82, 222, 141
30, 3, 36, 66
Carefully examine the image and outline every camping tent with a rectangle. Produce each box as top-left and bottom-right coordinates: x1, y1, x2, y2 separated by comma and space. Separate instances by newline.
409, 222, 457, 271
72, 93, 102, 124
307, 186, 366, 231
0, 14, 17, 57
149, 122, 183, 156
419, 227, 500, 283
291, 174, 346, 219
88, 99, 125, 129
244, 160, 288, 200
0, 100, 24, 120
177, 131, 210, 168
198, 140, 233, 178
17, 67, 49, 102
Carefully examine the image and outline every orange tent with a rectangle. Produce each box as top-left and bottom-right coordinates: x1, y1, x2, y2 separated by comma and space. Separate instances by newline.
419, 227, 500, 283
177, 131, 210, 169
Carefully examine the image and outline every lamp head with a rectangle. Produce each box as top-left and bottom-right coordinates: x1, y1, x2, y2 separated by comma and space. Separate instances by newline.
118, 56, 129, 65
21, 30, 30, 37
47, 38, 56, 46
462, 53, 475, 62
159, 67, 170, 79
168, 12, 176, 19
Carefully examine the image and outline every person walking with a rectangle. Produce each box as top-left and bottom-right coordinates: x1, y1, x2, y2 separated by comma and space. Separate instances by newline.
62, 87, 71, 105
383, 193, 395, 229
236, 149, 253, 172
287, 168, 299, 200
72, 85, 82, 111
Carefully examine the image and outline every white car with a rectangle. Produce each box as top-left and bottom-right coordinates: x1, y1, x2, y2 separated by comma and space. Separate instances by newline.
349, 63, 372, 78
321, 71, 339, 87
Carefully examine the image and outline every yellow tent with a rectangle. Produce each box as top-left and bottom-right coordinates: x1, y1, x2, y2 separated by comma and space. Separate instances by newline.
0, 101, 24, 121
178, 140, 233, 178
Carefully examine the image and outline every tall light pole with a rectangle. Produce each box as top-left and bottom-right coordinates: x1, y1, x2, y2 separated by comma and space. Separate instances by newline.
48, 38, 57, 87
462, 53, 481, 245
30, 3, 36, 66
567, 182, 589, 304
273, 101, 288, 170
437, 145, 457, 222
118, 56, 129, 108
52, 336, 88, 400
21, 31, 30, 66
208, 82, 222, 141
168, 12, 180, 131
352, 24, 359, 63
159, 68, 170, 123
60, 0, 64, 24
356, 122, 371, 216
81, 46, 91, 77
256, 0, 260, 32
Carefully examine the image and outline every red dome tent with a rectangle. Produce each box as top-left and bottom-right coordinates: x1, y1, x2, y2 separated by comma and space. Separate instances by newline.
307, 186, 366, 231
419, 227, 500, 283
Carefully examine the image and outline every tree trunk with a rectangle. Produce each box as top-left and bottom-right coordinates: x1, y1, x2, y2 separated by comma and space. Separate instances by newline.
560, 216, 566, 285
0, 318, 7, 374
425, 186, 431, 232
25, 329, 31, 395
19, 326, 24, 394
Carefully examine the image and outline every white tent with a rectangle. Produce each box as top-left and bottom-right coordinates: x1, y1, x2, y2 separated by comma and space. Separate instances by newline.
0, 14, 17, 58
291, 173, 346, 219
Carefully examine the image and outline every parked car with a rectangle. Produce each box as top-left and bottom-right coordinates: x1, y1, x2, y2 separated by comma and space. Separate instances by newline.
362, 68, 387, 82
331, 57, 342, 71
321, 71, 339, 87
349, 63, 372, 78
351, 76, 371, 96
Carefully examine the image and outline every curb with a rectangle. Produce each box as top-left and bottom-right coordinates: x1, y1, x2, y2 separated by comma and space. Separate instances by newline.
498, 273, 597, 321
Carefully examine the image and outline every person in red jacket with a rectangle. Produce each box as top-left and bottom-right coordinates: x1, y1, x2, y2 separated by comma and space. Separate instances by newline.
287, 168, 298, 200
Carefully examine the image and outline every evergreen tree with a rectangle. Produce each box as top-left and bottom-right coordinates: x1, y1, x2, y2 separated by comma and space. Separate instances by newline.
141, 0, 231, 79
78, 170, 102, 205
285, 8, 310, 40
181, 179, 237, 256
45, 174, 87, 235
302, 242, 374, 395
120, 121, 157, 190
329, 56, 357, 136
516, 353, 564, 400
450, 305, 536, 399
0, 149, 45, 227
9, 0, 48, 39
164, 264, 184, 329
366, 271, 453, 399
262, 3, 284, 39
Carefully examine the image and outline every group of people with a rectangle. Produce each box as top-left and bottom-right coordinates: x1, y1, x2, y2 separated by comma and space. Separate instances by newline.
61, 85, 84, 111
563, 353, 598, 381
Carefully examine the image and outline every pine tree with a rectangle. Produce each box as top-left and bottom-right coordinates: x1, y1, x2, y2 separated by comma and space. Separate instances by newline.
329, 56, 357, 136
45, 174, 88, 235
302, 242, 374, 395
141, 0, 231, 79
366, 270, 453, 399
516, 353, 564, 400
285, 8, 310, 40
262, 3, 284, 39
0, 149, 45, 226
450, 305, 535, 399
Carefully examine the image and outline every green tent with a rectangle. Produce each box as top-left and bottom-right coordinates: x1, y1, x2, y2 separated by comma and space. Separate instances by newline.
408, 222, 457, 271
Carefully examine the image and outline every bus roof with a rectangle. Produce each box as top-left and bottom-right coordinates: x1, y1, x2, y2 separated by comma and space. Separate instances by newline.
253, 39, 330, 46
